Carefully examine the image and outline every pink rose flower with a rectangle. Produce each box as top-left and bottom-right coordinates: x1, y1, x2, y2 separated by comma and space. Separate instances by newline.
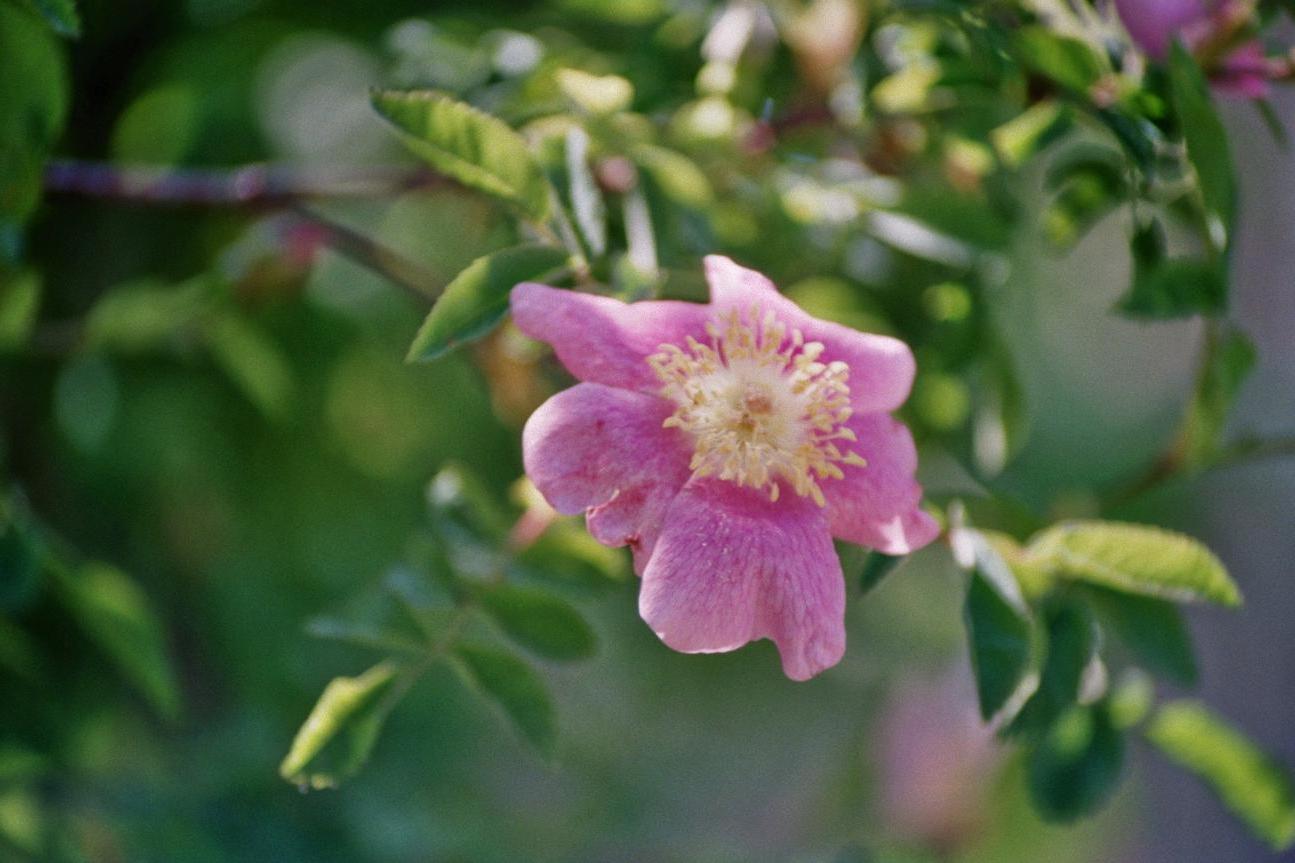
511, 256, 939, 680
1114, 0, 1274, 98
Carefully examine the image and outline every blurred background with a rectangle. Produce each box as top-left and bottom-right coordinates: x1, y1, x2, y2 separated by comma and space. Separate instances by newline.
1, 1, 1292, 860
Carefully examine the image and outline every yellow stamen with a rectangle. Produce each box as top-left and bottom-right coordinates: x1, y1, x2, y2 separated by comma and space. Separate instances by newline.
647, 306, 867, 505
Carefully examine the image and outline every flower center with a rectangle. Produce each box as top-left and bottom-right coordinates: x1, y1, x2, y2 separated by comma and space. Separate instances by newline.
647, 307, 866, 506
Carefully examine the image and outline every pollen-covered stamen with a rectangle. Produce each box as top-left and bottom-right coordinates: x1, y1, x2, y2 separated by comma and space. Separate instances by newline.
647, 306, 867, 506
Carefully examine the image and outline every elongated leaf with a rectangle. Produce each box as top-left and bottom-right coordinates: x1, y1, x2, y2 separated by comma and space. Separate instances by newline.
1085, 587, 1196, 686
1008, 602, 1096, 738
1169, 42, 1236, 243
1182, 326, 1256, 469
406, 244, 570, 362
280, 661, 400, 790
54, 562, 179, 719
0, 270, 40, 350
965, 563, 1035, 722
1147, 701, 1295, 850
991, 101, 1070, 168
477, 583, 596, 661
372, 90, 551, 221
454, 644, 555, 755
0, 3, 69, 232
1120, 220, 1226, 318
1028, 703, 1125, 821
634, 145, 713, 208
206, 314, 295, 421
0, 502, 41, 613
1014, 27, 1104, 92
555, 68, 634, 115
1028, 521, 1240, 606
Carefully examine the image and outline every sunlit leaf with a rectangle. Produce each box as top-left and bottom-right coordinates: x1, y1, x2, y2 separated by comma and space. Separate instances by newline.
991, 101, 1070, 167
1013, 27, 1104, 92
476, 583, 596, 661
633, 145, 713, 208
1147, 701, 1295, 850
406, 244, 570, 362
279, 661, 401, 790
372, 89, 552, 221
1027, 521, 1240, 606
556, 68, 634, 115
454, 643, 555, 755
565, 127, 606, 257
1028, 703, 1125, 821
53, 562, 180, 719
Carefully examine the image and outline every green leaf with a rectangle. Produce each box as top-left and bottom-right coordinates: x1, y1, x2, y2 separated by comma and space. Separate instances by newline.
0, 3, 69, 230
1014, 27, 1104, 92
454, 643, 556, 755
279, 661, 401, 790
991, 101, 1070, 168
1169, 42, 1236, 244
406, 244, 570, 362
476, 583, 596, 661
371, 90, 552, 222
1042, 149, 1128, 249
514, 519, 629, 589
633, 145, 713, 208
53, 562, 180, 719
555, 68, 634, 115
1027, 520, 1241, 606
1120, 221, 1226, 318
1181, 326, 1256, 469
0, 270, 40, 351
20, 0, 79, 37
1147, 701, 1295, 850
1008, 602, 1096, 738
1084, 586, 1197, 686
83, 277, 211, 352
0, 501, 42, 613
1028, 703, 1125, 822
859, 551, 903, 596
205, 314, 295, 421
965, 561, 1035, 723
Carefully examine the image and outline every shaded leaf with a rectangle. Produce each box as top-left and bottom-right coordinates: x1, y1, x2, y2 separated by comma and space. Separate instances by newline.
1084, 586, 1197, 686
0, 270, 40, 351
1147, 701, 1295, 850
279, 661, 401, 790
1168, 42, 1236, 243
1120, 220, 1226, 318
372, 89, 551, 221
21, 0, 79, 37
53, 562, 179, 719
634, 145, 713, 208
83, 277, 211, 352
1014, 27, 1104, 92
205, 314, 295, 421
514, 519, 629, 589
454, 643, 555, 755
1028, 521, 1240, 606
0, 502, 41, 613
1008, 602, 1096, 738
1181, 326, 1256, 469
965, 561, 1035, 722
476, 583, 596, 661
0, 3, 69, 230
1028, 703, 1125, 821
406, 244, 570, 362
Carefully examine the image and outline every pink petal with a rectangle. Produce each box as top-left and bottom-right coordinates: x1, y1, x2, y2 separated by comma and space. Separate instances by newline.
639, 479, 846, 681
511, 282, 709, 393
703, 255, 917, 414
1114, 0, 1205, 59
823, 412, 941, 555
1214, 41, 1272, 99
521, 382, 692, 568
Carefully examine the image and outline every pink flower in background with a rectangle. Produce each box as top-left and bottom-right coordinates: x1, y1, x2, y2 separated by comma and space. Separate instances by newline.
512, 256, 938, 680
1114, 0, 1275, 98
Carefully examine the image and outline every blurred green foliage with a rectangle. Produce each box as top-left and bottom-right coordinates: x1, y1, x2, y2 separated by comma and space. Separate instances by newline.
3, 0, 1295, 860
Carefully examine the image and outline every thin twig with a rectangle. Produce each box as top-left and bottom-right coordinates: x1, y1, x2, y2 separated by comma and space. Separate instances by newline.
43, 159, 446, 206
